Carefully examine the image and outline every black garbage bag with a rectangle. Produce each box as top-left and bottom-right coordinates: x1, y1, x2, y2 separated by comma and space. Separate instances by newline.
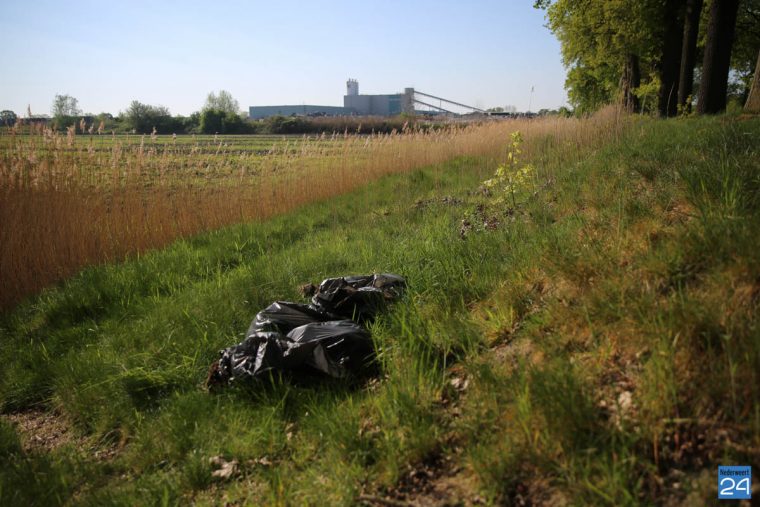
310, 273, 406, 321
207, 273, 405, 389
212, 331, 289, 384
247, 301, 338, 336
283, 321, 373, 377
212, 321, 372, 383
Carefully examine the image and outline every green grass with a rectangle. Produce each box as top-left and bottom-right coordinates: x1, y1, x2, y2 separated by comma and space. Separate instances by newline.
0, 132, 346, 152
1, 115, 758, 505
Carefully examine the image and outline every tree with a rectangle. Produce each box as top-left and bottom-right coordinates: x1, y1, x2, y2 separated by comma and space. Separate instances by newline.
656, 0, 684, 117
731, 0, 760, 101
622, 53, 641, 113
1, 110, 17, 126
697, 0, 741, 114
536, 0, 663, 114
565, 65, 617, 114
200, 108, 246, 134
51, 94, 81, 117
124, 100, 172, 133
203, 90, 240, 115
183, 111, 201, 133
677, 0, 703, 112
745, 49, 760, 112
200, 109, 225, 134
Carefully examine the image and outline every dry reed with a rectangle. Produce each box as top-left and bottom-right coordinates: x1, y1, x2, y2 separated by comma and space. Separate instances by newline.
0, 108, 624, 310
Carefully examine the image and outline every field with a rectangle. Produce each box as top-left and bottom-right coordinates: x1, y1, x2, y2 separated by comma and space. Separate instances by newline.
1, 113, 759, 505
0, 116, 612, 310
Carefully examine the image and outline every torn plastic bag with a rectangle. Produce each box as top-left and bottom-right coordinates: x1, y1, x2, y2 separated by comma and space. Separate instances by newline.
215, 321, 372, 382
311, 273, 406, 321
247, 301, 337, 336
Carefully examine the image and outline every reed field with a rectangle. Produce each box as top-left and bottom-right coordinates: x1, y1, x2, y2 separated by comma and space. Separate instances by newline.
0, 112, 619, 310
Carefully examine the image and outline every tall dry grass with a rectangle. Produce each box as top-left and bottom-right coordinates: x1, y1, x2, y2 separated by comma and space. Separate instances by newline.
0, 108, 625, 310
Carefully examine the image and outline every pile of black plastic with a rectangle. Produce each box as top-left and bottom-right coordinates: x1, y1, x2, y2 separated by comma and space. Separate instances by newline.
206, 274, 406, 388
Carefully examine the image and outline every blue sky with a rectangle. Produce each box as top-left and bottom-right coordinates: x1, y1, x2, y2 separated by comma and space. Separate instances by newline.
0, 0, 568, 116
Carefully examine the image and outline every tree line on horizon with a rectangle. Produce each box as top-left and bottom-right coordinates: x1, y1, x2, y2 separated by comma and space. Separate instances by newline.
0, 90, 257, 135
0, 90, 449, 136
534, 0, 760, 115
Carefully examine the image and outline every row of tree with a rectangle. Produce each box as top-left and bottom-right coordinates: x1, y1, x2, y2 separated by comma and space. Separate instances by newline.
117, 90, 251, 134
4, 92, 419, 135
1, 90, 253, 134
535, 0, 760, 115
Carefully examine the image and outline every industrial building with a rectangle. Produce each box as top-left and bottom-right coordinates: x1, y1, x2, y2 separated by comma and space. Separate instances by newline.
341, 79, 410, 116
248, 80, 483, 119
248, 104, 348, 119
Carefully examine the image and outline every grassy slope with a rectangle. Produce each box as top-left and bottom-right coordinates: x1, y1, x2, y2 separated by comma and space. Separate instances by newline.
1, 116, 758, 505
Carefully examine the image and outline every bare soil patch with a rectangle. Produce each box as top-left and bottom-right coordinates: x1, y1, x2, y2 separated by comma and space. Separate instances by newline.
4, 409, 119, 461
5, 409, 80, 453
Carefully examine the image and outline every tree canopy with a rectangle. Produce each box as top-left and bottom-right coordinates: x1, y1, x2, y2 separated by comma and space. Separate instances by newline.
537, 0, 664, 114
51, 94, 82, 118
124, 101, 173, 134
536, 0, 760, 115
0, 110, 17, 126
203, 90, 240, 115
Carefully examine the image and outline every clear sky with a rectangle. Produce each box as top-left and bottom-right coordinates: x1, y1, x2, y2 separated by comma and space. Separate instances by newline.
0, 0, 568, 117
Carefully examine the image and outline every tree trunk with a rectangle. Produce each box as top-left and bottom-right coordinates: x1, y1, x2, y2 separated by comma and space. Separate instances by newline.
697, 0, 741, 114
744, 49, 760, 113
622, 54, 641, 113
658, 0, 685, 117
677, 0, 703, 112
